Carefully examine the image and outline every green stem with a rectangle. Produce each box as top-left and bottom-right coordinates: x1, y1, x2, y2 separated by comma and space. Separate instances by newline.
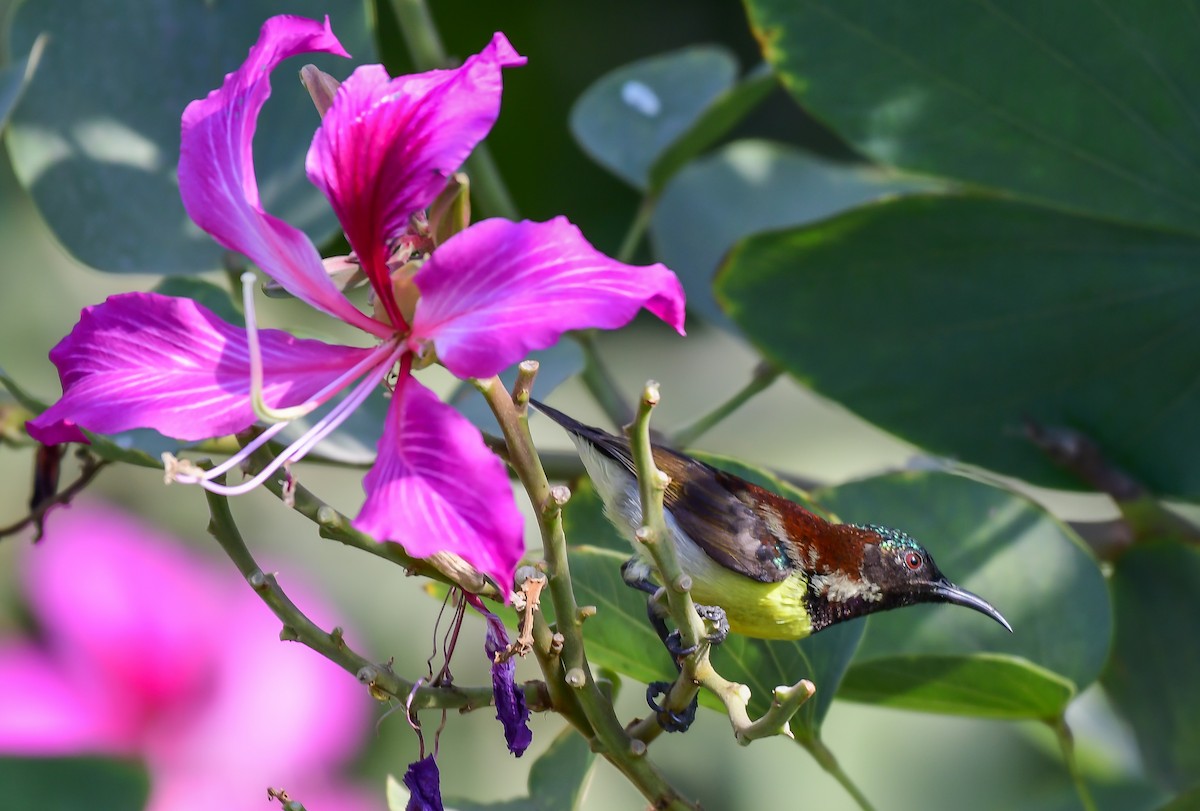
627, 382, 704, 655
387, 0, 518, 220
1052, 717, 1098, 811
573, 331, 633, 428
203, 486, 547, 713
234, 431, 500, 599
388, 0, 447, 71
616, 196, 657, 264
463, 150, 519, 221
800, 736, 878, 811
477, 369, 697, 811
671, 362, 782, 448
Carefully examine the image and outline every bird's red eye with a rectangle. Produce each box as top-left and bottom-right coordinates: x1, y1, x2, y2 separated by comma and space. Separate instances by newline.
904, 551, 923, 570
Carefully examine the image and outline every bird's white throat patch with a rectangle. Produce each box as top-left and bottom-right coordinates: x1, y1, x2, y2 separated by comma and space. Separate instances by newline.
810, 570, 882, 603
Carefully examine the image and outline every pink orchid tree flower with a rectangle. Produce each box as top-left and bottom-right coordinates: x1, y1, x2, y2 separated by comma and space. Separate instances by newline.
0, 503, 376, 811
25, 15, 686, 596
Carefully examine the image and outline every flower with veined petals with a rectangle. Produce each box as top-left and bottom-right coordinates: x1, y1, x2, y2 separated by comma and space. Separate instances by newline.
26, 15, 686, 595
0, 503, 376, 811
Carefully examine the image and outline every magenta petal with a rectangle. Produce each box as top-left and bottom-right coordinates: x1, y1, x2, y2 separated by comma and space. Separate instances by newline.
26, 292, 376, 444
411, 217, 687, 379
178, 15, 389, 338
353, 377, 523, 595
0, 643, 122, 754
26, 505, 229, 725
307, 33, 525, 300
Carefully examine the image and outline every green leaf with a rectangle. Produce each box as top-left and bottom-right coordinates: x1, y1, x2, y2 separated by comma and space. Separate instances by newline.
564, 455, 862, 735
745, 0, 1200, 234
646, 66, 776, 193
840, 654, 1073, 719
0, 756, 149, 811
6, 1, 373, 274
569, 544, 677, 687
525, 725, 596, 811
717, 193, 1200, 496
818, 471, 1111, 719
569, 46, 739, 192
652, 139, 939, 328
0, 34, 45, 133
153, 277, 244, 327
386, 774, 406, 811
1103, 542, 1200, 793
711, 620, 862, 738
1156, 786, 1200, 811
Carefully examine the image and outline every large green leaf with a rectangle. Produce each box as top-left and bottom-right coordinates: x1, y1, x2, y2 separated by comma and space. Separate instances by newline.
569, 544, 676, 688
569, 46, 758, 193
817, 471, 1111, 719
1103, 542, 1200, 793
839, 654, 1073, 719
0, 756, 149, 811
0, 34, 44, 133
745, 0, 1200, 234
651, 139, 938, 328
6, 1, 373, 274
1156, 787, 1200, 811
709, 619, 861, 740
716, 194, 1200, 496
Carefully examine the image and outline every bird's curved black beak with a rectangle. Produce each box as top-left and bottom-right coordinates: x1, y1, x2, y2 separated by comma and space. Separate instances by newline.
931, 580, 1012, 632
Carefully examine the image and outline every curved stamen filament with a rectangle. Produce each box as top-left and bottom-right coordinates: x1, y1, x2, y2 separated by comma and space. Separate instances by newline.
243, 271, 395, 423
171, 343, 405, 496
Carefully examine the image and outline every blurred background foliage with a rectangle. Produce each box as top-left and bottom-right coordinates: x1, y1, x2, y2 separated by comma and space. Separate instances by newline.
1, 1, 1196, 809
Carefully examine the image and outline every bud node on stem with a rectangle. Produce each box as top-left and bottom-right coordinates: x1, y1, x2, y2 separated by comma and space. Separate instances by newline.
565, 667, 587, 688
642, 380, 661, 407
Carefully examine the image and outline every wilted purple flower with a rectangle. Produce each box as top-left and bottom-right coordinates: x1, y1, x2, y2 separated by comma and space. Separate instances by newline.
26, 15, 686, 595
402, 755, 444, 811
470, 594, 532, 757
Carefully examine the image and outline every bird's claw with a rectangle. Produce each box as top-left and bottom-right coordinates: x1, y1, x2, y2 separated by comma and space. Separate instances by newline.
696, 603, 729, 646
646, 681, 698, 733
664, 630, 698, 658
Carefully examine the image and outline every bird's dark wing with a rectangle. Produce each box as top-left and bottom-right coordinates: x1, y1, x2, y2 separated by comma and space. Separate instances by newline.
657, 450, 796, 584
530, 398, 796, 583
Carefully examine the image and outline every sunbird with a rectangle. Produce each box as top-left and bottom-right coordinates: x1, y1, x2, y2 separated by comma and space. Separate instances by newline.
533, 400, 1012, 643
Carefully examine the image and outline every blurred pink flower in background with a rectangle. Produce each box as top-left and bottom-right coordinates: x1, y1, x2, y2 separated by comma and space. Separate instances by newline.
0, 502, 378, 811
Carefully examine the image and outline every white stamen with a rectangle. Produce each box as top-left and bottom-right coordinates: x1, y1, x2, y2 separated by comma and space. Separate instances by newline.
243, 271, 323, 423
181, 344, 404, 497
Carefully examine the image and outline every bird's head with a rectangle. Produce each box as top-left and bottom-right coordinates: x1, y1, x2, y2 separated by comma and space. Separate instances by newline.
804, 523, 1012, 633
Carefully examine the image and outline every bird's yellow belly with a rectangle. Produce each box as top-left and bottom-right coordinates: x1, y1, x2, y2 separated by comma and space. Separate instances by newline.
687, 563, 813, 640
